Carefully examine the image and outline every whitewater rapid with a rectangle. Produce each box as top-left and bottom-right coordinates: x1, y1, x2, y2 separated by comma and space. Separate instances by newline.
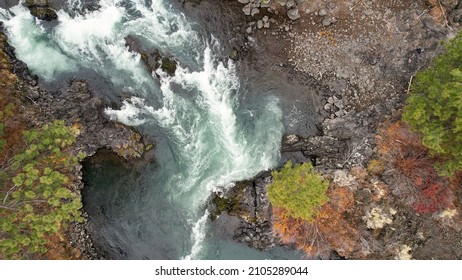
0, 0, 284, 259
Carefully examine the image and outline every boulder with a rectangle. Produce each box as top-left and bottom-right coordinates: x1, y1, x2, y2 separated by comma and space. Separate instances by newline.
257, 20, 263, 29
318, 8, 327, 17
25, 0, 57, 21
229, 49, 238, 60
322, 17, 332, 27
160, 57, 177, 76
287, 8, 300, 20
286, 0, 296, 9
242, 4, 251, 15
251, 7, 260, 17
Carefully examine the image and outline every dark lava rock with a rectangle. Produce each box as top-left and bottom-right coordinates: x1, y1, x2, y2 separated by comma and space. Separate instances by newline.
209, 173, 277, 250
25, 0, 58, 21
322, 115, 360, 140
125, 36, 177, 77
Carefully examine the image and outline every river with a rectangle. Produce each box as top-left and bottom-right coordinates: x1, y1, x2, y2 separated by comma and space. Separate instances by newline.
0, 0, 311, 259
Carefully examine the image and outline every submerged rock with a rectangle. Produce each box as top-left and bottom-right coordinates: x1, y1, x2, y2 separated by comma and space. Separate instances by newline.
160, 57, 177, 76
125, 36, 177, 77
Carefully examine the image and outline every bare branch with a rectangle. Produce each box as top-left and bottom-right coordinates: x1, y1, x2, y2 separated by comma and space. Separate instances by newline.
437, 0, 453, 30
3, 185, 17, 205
0, 205, 18, 211
406, 76, 413, 95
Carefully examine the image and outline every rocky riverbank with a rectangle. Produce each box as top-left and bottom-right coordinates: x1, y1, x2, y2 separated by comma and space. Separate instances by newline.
0, 18, 154, 258
206, 0, 462, 259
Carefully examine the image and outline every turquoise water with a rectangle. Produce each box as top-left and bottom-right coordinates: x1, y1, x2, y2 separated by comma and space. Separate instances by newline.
0, 0, 302, 259
82, 152, 303, 259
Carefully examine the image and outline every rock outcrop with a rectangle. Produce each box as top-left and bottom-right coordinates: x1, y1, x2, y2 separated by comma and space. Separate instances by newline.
25, 0, 58, 21
0, 24, 153, 259
209, 174, 277, 250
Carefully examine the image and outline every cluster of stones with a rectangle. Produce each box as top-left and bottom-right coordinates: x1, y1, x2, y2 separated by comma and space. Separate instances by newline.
314, 4, 338, 27
236, 0, 305, 35
323, 94, 347, 119
237, 0, 272, 34
238, 0, 301, 21
244, 15, 272, 34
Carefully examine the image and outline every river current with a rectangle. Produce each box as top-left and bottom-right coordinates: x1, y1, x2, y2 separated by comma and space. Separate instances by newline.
0, 0, 305, 259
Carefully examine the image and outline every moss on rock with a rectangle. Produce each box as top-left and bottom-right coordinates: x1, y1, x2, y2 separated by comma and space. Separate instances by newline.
161, 57, 177, 76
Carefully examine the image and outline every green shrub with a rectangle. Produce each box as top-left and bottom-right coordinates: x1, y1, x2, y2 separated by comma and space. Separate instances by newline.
0, 120, 82, 259
403, 32, 462, 177
268, 161, 329, 222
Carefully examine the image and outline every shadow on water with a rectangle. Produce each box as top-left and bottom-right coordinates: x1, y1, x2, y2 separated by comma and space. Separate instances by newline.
82, 148, 188, 259
82, 148, 305, 260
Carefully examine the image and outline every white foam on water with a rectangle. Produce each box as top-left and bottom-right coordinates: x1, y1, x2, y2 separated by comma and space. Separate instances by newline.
105, 97, 150, 126
1, 0, 284, 259
1, 5, 77, 80
183, 210, 210, 260
55, 5, 122, 46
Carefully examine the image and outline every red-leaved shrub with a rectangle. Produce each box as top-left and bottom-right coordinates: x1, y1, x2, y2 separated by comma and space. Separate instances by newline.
377, 122, 454, 213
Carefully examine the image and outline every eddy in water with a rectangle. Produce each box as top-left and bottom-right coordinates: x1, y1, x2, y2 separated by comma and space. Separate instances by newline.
0, 0, 293, 259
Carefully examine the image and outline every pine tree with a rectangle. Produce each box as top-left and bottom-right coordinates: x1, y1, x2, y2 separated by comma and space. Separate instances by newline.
0, 120, 83, 259
403, 32, 462, 177
268, 161, 329, 222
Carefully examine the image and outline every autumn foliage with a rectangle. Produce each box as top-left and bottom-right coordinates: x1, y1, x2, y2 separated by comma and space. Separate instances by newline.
0, 35, 25, 163
273, 186, 361, 258
377, 121, 454, 213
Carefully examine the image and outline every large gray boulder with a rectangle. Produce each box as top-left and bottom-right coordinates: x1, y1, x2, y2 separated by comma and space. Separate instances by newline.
287, 7, 300, 20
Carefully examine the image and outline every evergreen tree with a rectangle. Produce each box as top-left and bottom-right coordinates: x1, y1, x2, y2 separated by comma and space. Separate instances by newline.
268, 161, 329, 222
403, 32, 462, 177
0, 120, 84, 259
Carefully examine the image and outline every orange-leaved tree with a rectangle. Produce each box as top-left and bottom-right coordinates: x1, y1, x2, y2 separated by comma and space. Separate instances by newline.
268, 161, 361, 258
